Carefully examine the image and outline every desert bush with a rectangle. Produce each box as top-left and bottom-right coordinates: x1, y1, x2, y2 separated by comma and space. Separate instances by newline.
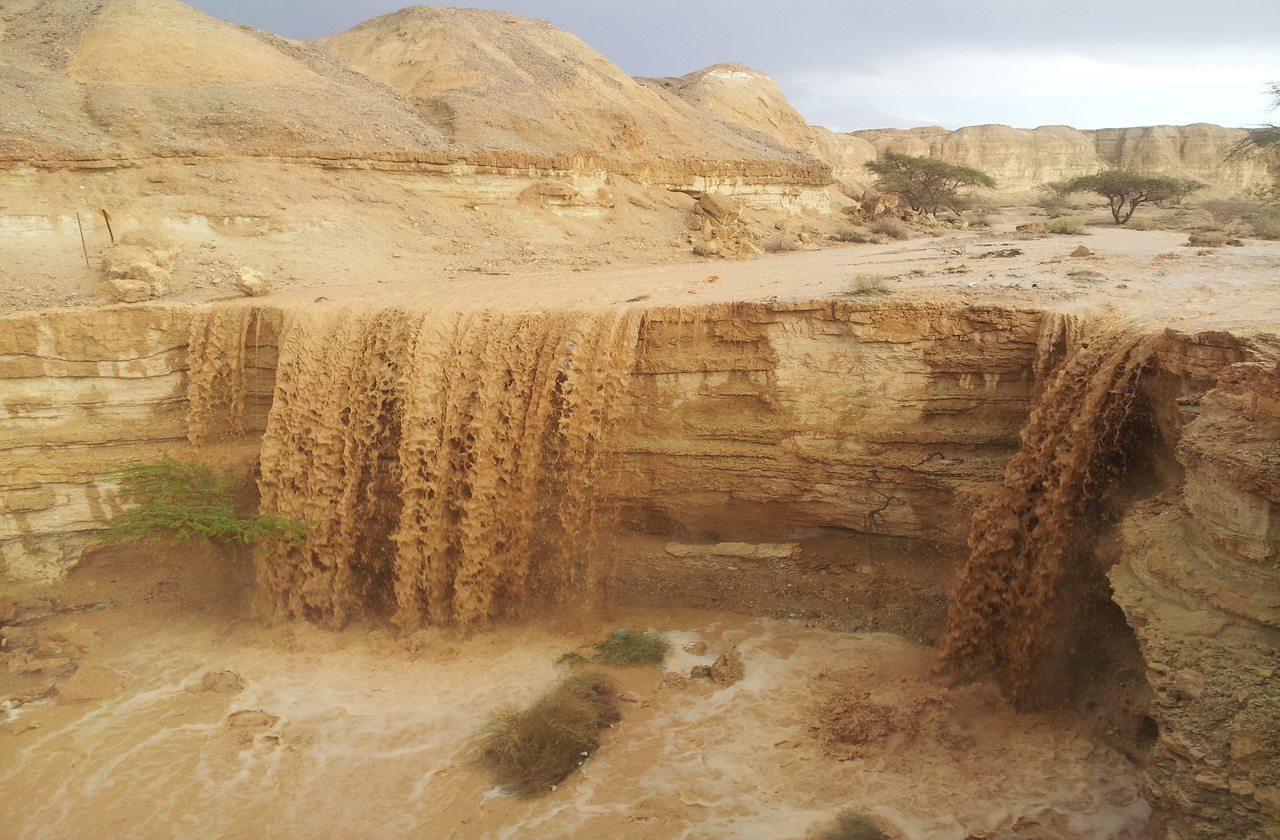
1037, 194, 1071, 218
843, 274, 892, 296
1251, 211, 1280, 240
473, 672, 620, 797
1047, 217, 1087, 235
828, 227, 887, 244
762, 232, 802, 253
596, 629, 669, 666
818, 808, 889, 840
1126, 217, 1160, 231
101, 455, 305, 551
1201, 200, 1280, 240
692, 239, 721, 257
868, 217, 910, 240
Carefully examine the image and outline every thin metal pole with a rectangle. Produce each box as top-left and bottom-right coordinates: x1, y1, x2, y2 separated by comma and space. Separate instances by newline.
76, 212, 91, 270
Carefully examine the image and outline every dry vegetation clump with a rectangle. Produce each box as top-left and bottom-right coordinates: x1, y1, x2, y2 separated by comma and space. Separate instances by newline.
828, 227, 885, 244
1201, 199, 1280, 240
762, 232, 802, 252
596, 629, 669, 666
817, 808, 890, 840
692, 239, 721, 257
843, 273, 892, 296
868, 217, 910, 240
1046, 216, 1087, 235
473, 672, 621, 797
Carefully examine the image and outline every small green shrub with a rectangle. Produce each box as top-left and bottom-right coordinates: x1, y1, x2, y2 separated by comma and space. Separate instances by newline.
868, 217, 910, 240
819, 808, 888, 840
473, 672, 620, 797
101, 455, 305, 551
1047, 216, 1087, 235
843, 273, 892, 296
596, 629, 669, 666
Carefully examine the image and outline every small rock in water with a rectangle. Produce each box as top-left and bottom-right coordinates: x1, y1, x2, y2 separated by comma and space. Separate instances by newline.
710, 649, 744, 686
683, 641, 707, 656
199, 670, 246, 693
58, 663, 125, 703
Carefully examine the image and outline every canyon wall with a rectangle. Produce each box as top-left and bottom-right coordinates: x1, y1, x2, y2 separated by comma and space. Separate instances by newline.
0, 303, 277, 580
1110, 331, 1280, 839
851, 124, 1278, 193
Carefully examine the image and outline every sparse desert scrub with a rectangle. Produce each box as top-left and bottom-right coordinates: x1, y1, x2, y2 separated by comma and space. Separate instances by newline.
1047, 216, 1087, 235
817, 808, 889, 840
1126, 217, 1160, 231
692, 239, 721, 257
596, 629, 669, 666
828, 227, 885, 244
1201, 199, 1280, 240
762, 232, 802, 252
472, 672, 621, 797
868, 217, 910, 240
843, 273, 892, 296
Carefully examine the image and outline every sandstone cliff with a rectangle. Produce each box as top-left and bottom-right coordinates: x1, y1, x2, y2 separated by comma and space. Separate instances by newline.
852, 123, 1277, 193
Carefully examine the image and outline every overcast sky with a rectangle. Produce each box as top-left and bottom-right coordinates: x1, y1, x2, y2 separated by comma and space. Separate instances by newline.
185, 0, 1279, 131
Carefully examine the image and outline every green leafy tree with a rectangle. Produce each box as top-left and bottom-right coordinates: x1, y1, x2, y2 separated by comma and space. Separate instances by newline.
101, 455, 304, 554
1060, 170, 1182, 224
864, 153, 996, 216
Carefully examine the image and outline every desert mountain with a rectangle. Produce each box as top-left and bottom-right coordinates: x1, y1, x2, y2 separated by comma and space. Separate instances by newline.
0, 0, 449, 163
313, 7, 826, 185
639, 64, 877, 188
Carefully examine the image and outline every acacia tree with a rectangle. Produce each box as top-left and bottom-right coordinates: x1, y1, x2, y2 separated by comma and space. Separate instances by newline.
1233, 81, 1280, 156
1061, 170, 1182, 224
865, 153, 996, 216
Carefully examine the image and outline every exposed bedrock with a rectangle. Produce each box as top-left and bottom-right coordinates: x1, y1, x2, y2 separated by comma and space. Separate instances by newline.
1109, 334, 1280, 840
851, 123, 1279, 193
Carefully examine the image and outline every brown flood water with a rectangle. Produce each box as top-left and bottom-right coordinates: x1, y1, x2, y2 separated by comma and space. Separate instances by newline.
1, 601, 1148, 840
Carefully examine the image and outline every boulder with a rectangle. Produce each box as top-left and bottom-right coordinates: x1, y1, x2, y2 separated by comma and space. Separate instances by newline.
235, 268, 273, 297
696, 193, 740, 223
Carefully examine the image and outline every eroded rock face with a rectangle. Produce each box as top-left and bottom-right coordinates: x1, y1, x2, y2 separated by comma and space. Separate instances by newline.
612, 302, 1043, 544
1109, 334, 1280, 840
0, 304, 279, 580
851, 123, 1278, 193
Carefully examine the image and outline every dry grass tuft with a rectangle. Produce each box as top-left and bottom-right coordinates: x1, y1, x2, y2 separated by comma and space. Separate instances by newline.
818, 808, 889, 840
868, 217, 910, 240
596, 629, 669, 666
473, 672, 621, 797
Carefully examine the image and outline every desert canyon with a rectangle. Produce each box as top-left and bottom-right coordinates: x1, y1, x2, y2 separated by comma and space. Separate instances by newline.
1, 2, 1277, 839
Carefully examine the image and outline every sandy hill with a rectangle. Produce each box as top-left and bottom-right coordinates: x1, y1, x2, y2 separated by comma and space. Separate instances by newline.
0, 0, 449, 164
639, 64, 877, 189
314, 7, 826, 185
